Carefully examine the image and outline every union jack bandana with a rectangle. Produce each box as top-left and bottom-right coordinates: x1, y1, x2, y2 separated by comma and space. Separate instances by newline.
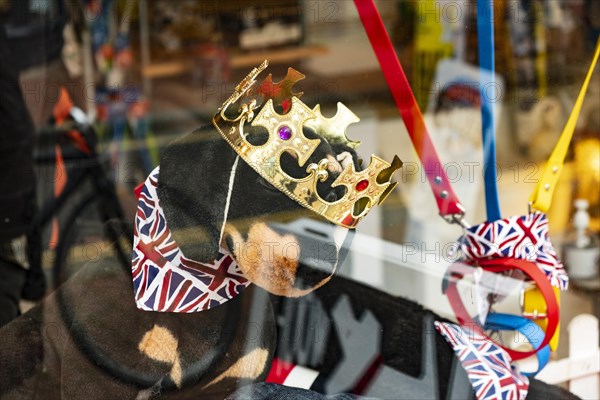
460, 212, 569, 290
435, 321, 529, 400
132, 167, 250, 312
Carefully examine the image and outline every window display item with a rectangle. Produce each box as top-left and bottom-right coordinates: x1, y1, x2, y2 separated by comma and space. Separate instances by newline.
563, 199, 600, 284
213, 61, 401, 229
355, 0, 598, 395
218, 1, 303, 51
413, 0, 454, 109
132, 61, 401, 311
529, 40, 600, 214
132, 167, 250, 312
435, 321, 530, 399
517, 40, 600, 351
521, 284, 562, 352
477, 0, 501, 222
0, 2, 595, 399
355, 2, 536, 396
0, 62, 383, 397
5, 219, 579, 400
574, 138, 600, 232
461, 213, 568, 290
354, 0, 464, 222
443, 257, 559, 361
483, 313, 551, 376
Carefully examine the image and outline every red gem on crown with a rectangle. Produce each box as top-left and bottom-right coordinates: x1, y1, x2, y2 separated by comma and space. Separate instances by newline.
356, 180, 369, 192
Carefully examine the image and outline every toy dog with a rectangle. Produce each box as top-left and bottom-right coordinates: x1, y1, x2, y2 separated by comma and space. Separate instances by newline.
0, 64, 397, 399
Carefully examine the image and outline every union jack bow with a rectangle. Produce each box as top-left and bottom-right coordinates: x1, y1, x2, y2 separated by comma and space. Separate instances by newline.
435, 321, 529, 400
132, 167, 250, 312
460, 212, 568, 290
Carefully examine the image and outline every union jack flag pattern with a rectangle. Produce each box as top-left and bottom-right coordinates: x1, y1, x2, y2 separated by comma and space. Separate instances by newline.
435, 321, 529, 400
132, 167, 250, 312
460, 212, 568, 290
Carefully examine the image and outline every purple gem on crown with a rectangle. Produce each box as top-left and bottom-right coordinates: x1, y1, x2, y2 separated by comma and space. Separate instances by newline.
278, 125, 292, 140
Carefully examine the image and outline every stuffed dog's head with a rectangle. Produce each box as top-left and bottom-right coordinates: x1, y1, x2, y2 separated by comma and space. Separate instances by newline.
158, 124, 358, 297
157, 65, 400, 297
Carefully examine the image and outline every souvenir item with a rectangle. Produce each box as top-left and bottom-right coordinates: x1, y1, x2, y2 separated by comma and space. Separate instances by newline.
477, 0, 501, 222
213, 61, 401, 229
435, 321, 530, 399
132, 61, 402, 312
0, 63, 392, 397
355, 0, 599, 396
452, 11, 599, 361
89, 0, 156, 174
354, 1, 464, 222
562, 200, 599, 282
132, 167, 250, 312
413, 0, 454, 109
442, 258, 559, 360
575, 138, 600, 232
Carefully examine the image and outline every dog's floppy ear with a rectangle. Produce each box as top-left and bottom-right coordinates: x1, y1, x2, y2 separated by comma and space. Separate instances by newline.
157, 125, 238, 263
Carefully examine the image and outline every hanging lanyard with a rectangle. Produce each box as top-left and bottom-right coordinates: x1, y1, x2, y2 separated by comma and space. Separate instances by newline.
354, 0, 466, 224
477, 0, 502, 222
529, 39, 600, 213
353, 0, 586, 365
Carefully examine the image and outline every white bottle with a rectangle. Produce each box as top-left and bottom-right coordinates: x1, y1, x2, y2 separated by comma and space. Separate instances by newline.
563, 199, 600, 282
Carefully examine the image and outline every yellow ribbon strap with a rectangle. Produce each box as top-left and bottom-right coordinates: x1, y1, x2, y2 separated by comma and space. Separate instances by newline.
529, 39, 600, 212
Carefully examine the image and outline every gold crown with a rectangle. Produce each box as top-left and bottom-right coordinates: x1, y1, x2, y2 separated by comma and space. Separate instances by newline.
213, 61, 402, 228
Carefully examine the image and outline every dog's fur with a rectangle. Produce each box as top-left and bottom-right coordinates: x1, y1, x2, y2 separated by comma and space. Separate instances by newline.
0, 121, 579, 399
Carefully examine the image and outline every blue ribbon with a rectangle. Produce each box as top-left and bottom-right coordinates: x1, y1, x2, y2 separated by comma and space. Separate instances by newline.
484, 313, 551, 376
477, 0, 502, 221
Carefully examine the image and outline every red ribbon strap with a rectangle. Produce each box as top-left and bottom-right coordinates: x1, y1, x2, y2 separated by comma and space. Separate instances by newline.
354, 0, 464, 218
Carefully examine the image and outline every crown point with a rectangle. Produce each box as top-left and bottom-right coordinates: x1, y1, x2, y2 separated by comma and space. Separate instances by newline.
306, 102, 361, 149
